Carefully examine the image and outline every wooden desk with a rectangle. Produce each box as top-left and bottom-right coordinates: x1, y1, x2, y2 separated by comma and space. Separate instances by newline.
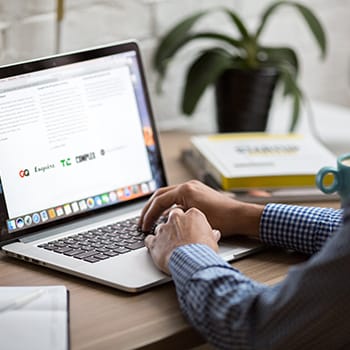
0, 130, 340, 350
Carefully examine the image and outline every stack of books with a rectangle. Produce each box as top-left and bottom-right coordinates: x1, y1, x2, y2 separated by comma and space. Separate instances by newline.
181, 132, 339, 203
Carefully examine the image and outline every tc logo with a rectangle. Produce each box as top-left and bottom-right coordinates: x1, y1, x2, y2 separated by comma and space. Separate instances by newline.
19, 169, 30, 178
60, 158, 72, 167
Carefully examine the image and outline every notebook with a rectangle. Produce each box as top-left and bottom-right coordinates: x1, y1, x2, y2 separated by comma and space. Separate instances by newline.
0, 285, 69, 350
0, 41, 262, 292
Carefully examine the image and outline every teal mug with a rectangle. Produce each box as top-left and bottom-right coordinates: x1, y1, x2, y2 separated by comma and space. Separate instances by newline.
316, 153, 350, 207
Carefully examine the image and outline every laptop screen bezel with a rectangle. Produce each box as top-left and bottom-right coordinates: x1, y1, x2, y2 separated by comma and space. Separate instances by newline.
0, 41, 167, 245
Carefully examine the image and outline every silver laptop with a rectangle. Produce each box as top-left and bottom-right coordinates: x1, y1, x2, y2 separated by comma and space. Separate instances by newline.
0, 41, 262, 292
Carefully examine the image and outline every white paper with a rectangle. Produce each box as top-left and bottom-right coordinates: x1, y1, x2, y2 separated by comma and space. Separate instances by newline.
0, 286, 68, 350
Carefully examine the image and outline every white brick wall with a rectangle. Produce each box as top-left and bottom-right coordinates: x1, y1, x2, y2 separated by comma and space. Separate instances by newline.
0, 0, 349, 132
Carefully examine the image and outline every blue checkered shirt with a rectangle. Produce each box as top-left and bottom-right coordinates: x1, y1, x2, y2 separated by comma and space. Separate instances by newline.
169, 203, 349, 350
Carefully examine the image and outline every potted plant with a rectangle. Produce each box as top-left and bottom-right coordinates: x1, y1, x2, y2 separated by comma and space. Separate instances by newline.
153, 1, 327, 132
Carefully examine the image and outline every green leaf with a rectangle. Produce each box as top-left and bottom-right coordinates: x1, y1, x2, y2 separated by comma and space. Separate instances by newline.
188, 32, 243, 49
290, 89, 301, 131
152, 10, 245, 92
260, 46, 299, 76
154, 31, 243, 93
255, 1, 283, 39
292, 3, 327, 58
277, 65, 303, 131
153, 11, 206, 77
223, 9, 250, 41
182, 48, 236, 115
255, 1, 326, 58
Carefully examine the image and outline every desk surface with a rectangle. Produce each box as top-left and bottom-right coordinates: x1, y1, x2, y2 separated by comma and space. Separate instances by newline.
0, 130, 340, 350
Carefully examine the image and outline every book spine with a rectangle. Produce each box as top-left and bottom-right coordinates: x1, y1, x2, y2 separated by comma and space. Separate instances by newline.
190, 143, 224, 187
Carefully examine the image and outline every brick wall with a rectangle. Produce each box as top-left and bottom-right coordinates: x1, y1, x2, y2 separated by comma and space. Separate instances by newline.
0, 0, 349, 132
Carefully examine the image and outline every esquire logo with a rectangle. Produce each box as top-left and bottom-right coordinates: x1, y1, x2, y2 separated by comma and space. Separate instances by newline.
34, 163, 55, 174
19, 164, 55, 178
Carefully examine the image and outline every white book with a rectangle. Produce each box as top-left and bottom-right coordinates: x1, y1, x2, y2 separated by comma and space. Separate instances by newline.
0, 285, 69, 350
190, 132, 336, 191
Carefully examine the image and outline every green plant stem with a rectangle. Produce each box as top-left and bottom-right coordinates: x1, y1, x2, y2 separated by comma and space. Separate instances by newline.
245, 39, 259, 68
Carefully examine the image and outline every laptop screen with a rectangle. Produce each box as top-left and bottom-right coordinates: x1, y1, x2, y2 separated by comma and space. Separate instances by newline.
0, 41, 167, 242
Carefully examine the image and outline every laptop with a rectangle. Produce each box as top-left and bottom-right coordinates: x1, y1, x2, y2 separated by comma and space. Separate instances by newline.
0, 41, 262, 292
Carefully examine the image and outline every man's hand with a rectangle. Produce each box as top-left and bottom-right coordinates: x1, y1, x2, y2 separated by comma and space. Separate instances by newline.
140, 180, 264, 239
144, 207, 221, 275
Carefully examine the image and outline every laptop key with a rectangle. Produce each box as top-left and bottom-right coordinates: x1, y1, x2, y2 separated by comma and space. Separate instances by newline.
96, 247, 109, 253
80, 245, 94, 251
91, 243, 103, 248
124, 239, 137, 244
39, 244, 55, 250
64, 249, 85, 256
125, 241, 145, 250
133, 235, 145, 241
75, 251, 98, 259
93, 253, 109, 260
113, 246, 130, 254
68, 243, 82, 249
83, 256, 100, 263
53, 247, 73, 254
104, 251, 119, 257
53, 242, 66, 248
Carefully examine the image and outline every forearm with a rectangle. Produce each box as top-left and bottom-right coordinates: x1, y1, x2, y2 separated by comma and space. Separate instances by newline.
170, 244, 266, 350
225, 201, 343, 254
170, 225, 350, 350
260, 203, 343, 254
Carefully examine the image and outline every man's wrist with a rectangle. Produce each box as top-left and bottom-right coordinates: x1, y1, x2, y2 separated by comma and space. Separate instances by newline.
234, 202, 265, 239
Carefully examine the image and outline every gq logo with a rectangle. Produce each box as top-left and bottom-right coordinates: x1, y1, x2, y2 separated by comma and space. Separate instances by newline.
19, 169, 30, 178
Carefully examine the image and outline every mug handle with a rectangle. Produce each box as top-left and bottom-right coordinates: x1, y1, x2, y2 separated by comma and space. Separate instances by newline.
316, 166, 339, 193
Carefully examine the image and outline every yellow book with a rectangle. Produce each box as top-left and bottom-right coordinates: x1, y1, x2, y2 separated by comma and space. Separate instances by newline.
190, 132, 336, 191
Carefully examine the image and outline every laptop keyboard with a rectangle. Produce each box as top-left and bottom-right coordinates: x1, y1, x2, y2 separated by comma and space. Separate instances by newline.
38, 216, 160, 263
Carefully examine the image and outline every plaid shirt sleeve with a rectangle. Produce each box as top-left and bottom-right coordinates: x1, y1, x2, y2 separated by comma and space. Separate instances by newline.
260, 203, 343, 254
169, 205, 347, 350
169, 244, 267, 350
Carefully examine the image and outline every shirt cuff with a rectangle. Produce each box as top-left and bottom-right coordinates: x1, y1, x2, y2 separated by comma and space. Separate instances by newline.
169, 244, 233, 292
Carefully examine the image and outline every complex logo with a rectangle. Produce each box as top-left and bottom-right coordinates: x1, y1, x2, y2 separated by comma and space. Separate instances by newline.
75, 152, 96, 164
19, 169, 30, 178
